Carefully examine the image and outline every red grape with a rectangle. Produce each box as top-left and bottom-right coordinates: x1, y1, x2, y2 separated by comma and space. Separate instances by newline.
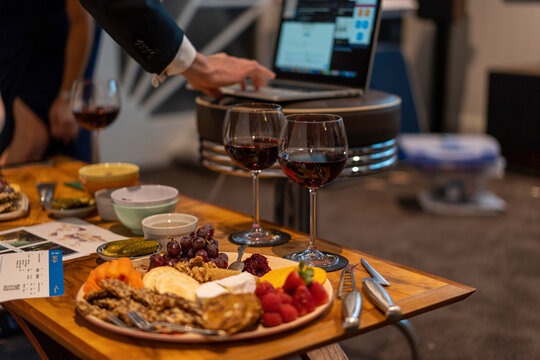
197, 224, 215, 240
180, 236, 192, 253
217, 252, 229, 263
187, 248, 195, 258
208, 238, 218, 247
206, 243, 218, 258
166, 257, 178, 267
179, 257, 189, 263
167, 239, 181, 257
215, 256, 228, 269
193, 237, 206, 251
149, 254, 164, 269
195, 249, 209, 262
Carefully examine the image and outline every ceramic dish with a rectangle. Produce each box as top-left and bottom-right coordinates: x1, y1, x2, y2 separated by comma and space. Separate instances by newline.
45, 204, 96, 219
76, 253, 333, 342
96, 242, 163, 261
141, 213, 198, 248
0, 193, 29, 221
79, 163, 139, 195
112, 198, 178, 235
111, 185, 178, 207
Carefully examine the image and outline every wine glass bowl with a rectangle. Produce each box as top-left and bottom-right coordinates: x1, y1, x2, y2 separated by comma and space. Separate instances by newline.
223, 103, 290, 246
278, 114, 348, 270
71, 79, 121, 163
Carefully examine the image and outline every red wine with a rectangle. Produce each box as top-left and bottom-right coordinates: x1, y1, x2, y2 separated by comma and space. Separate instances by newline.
225, 138, 278, 171
279, 153, 347, 189
73, 106, 119, 131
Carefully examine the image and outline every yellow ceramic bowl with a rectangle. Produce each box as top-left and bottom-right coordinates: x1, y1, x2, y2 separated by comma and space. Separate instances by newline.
79, 163, 139, 195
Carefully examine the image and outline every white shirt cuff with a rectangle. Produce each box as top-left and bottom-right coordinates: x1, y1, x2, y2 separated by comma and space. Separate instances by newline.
152, 35, 197, 88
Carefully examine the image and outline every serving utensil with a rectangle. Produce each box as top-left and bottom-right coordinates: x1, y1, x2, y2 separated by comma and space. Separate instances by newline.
337, 263, 361, 330
127, 311, 226, 336
228, 244, 248, 271
361, 258, 401, 321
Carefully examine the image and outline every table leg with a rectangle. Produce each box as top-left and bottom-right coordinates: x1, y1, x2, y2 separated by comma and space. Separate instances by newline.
301, 343, 349, 360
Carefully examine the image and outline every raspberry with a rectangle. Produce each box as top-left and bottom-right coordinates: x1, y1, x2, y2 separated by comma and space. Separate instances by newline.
261, 292, 281, 312
262, 312, 283, 327
243, 254, 271, 277
278, 292, 293, 305
309, 280, 329, 306
279, 304, 298, 323
255, 281, 275, 300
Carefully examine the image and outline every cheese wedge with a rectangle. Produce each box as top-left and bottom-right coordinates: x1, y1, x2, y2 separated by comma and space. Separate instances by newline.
154, 271, 200, 301
216, 272, 256, 294
195, 281, 229, 303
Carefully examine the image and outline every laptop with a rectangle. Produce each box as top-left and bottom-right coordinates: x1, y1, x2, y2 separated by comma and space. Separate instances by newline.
221, 0, 382, 102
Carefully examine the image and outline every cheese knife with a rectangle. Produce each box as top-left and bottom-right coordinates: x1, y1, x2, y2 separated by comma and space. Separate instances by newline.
361, 258, 401, 322
338, 264, 362, 330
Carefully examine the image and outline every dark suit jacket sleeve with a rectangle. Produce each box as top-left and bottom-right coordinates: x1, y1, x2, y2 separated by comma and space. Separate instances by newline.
79, 0, 184, 74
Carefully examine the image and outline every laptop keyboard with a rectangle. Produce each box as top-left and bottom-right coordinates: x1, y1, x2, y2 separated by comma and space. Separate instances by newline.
269, 83, 334, 93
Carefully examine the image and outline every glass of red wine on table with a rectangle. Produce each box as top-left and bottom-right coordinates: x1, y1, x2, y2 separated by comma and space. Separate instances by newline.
278, 114, 349, 271
223, 103, 290, 247
71, 79, 120, 163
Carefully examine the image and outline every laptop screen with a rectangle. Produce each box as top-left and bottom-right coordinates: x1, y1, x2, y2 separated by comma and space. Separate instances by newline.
273, 0, 381, 89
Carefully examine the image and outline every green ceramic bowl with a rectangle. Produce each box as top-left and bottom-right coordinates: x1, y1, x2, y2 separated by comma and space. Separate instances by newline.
112, 198, 178, 235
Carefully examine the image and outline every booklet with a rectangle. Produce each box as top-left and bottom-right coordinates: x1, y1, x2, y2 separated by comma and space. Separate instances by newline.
0, 217, 127, 261
0, 250, 64, 302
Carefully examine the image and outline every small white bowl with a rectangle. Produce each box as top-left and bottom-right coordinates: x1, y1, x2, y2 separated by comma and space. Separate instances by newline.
95, 188, 118, 221
111, 185, 178, 207
141, 213, 198, 248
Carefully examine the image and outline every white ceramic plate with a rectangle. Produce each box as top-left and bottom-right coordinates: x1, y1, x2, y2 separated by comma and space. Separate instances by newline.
0, 193, 29, 221
45, 204, 96, 219
76, 253, 334, 343
96, 242, 163, 262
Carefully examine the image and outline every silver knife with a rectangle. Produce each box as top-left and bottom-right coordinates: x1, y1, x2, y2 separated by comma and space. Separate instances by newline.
361, 258, 401, 322
338, 264, 362, 330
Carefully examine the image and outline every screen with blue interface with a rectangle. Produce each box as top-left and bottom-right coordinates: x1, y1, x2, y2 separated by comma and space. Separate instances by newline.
273, 0, 380, 87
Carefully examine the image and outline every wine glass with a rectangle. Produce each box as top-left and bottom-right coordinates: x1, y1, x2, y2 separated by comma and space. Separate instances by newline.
71, 79, 121, 163
278, 114, 348, 270
223, 103, 290, 246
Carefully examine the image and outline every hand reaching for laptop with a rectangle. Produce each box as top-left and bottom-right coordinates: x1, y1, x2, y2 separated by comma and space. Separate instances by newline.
179, 52, 275, 98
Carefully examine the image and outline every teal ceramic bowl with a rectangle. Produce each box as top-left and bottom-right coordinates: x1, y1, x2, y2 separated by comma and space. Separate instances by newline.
112, 198, 178, 235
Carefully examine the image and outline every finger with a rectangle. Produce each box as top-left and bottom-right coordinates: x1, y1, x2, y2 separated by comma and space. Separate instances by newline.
240, 80, 247, 91
249, 71, 268, 90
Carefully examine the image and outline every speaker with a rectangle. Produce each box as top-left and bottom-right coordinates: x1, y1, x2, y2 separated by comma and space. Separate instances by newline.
486, 68, 540, 175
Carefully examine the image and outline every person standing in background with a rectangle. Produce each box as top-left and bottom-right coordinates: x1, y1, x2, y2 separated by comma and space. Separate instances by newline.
0, 0, 94, 166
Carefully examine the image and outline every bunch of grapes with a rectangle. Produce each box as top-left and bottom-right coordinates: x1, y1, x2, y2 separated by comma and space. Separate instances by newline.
149, 224, 229, 270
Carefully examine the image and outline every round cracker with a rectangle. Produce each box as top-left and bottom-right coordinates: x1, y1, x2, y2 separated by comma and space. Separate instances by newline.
154, 271, 200, 301
142, 266, 178, 290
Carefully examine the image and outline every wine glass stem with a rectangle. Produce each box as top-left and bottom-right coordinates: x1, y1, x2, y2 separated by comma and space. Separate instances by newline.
91, 130, 101, 164
251, 170, 262, 232
309, 188, 317, 252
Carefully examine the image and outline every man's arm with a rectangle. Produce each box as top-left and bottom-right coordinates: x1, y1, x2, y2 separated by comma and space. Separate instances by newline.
78, 0, 183, 74
79, 0, 275, 96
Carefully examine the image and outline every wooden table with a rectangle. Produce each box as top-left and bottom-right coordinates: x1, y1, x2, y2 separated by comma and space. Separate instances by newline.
0, 158, 475, 360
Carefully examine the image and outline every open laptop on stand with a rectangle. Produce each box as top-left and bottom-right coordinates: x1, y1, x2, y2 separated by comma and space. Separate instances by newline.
221, 0, 382, 102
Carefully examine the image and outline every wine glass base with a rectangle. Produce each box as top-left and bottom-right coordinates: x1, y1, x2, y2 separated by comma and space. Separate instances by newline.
229, 229, 291, 247
283, 251, 348, 272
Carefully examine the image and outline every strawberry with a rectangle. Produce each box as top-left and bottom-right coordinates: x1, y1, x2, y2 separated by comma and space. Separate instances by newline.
309, 280, 328, 306
279, 304, 298, 323
255, 281, 275, 299
292, 285, 315, 316
262, 312, 283, 327
277, 292, 293, 305
283, 262, 314, 293
283, 270, 305, 294
261, 292, 281, 312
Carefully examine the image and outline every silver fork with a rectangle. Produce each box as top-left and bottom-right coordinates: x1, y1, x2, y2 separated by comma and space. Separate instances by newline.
127, 311, 227, 336
337, 264, 362, 330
